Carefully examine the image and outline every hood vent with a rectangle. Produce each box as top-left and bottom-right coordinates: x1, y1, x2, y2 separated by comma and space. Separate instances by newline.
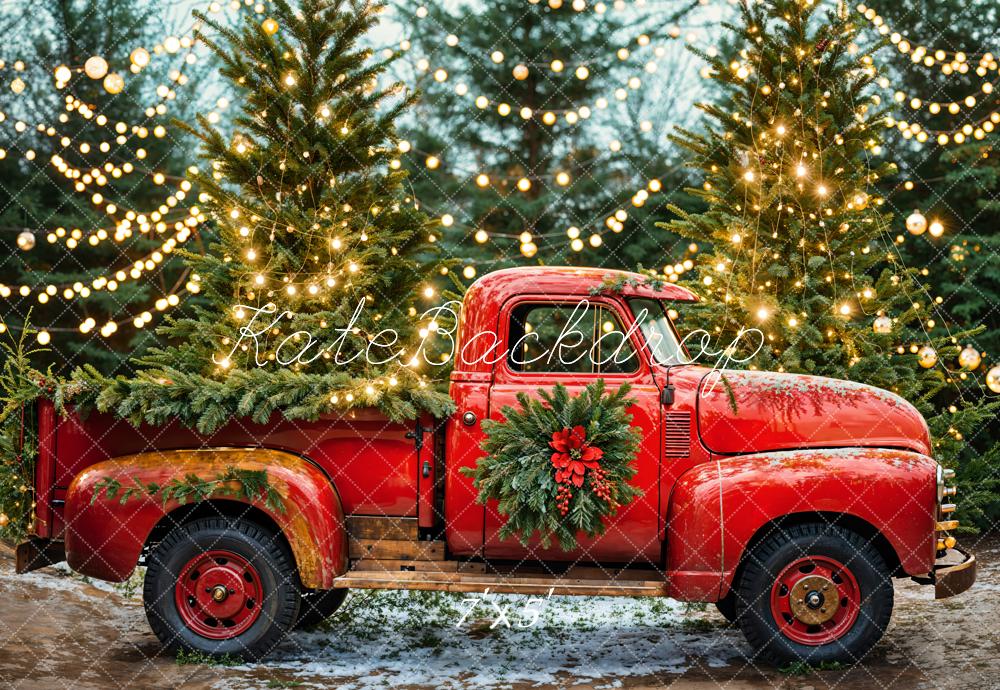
664, 411, 691, 457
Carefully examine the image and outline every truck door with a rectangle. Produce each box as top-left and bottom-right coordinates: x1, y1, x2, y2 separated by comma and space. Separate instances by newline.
484, 296, 662, 564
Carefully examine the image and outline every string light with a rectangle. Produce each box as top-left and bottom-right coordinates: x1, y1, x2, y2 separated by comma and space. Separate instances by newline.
886, 111, 999, 146
856, 4, 998, 75
395, 12, 707, 129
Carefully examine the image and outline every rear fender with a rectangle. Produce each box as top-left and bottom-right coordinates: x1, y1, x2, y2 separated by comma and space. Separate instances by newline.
665, 448, 937, 600
63, 448, 348, 588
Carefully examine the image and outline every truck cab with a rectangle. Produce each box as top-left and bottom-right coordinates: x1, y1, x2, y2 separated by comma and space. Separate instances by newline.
16, 266, 975, 665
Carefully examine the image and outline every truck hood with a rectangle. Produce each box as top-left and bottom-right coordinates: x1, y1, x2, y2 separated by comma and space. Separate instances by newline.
696, 369, 932, 456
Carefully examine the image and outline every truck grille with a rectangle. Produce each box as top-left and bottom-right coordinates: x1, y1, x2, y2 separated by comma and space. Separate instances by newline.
663, 411, 691, 457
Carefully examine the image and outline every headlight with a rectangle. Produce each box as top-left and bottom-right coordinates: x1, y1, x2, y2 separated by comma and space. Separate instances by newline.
935, 465, 959, 550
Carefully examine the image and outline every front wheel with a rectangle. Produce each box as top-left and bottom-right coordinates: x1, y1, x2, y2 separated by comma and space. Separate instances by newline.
735, 523, 893, 665
143, 516, 301, 660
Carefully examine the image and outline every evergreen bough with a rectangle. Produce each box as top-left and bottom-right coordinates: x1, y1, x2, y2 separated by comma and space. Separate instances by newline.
0, 318, 48, 539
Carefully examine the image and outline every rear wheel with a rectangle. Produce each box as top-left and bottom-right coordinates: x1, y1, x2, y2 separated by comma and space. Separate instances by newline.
295, 588, 349, 629
735, 523, 893, 665
144, 516, 300, 660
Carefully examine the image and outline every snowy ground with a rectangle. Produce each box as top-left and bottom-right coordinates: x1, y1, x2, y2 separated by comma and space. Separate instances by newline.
255, 589, 740, 688
1, 537, 998, 689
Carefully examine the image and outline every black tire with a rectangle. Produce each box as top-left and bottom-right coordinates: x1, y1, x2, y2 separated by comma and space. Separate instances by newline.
295, 588, 349, 629
143, 516, 301, 660
735, 523, 893, 666
715, 590, 738, 624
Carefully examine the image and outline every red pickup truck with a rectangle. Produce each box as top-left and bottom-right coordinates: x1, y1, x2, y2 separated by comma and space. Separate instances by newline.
15, 266, 974, 665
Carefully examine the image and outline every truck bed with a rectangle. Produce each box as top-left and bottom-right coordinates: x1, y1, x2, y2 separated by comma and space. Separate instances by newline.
33, 399, 434, 541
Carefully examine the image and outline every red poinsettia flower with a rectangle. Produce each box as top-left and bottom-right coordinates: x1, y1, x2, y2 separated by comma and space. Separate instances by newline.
549, 425, 586, 453
550, 426, 604, 487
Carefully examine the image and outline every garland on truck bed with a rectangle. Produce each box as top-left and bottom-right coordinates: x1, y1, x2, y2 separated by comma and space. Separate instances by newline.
462, 380, 642, 551
62, 364, 454, 435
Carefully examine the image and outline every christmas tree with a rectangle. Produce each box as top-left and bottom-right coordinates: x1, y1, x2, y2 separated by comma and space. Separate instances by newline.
70, 0, 454, 432
0, 0, 208, 374
863, 0, 1000, 528
863, 0, 1000, 356
660, 0, 1000, 519
397, 1, 702, 273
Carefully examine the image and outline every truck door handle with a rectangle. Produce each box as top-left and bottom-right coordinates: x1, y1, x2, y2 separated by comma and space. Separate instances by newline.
422, 460, 432, 478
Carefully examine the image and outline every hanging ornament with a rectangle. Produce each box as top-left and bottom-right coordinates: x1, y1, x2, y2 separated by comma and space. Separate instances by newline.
10, 77, 25, 94
84, 56, 109, 80
872, 315, 892, 334
103, 73, 124, 94
958, 345, 981, 370
851, 190, 869, 210
987, 366, 1000, 394
906, 210, 927, 235
130, 48, 150, 68
16, 230, 36, 251
512, 64, 529, 80
918, 345, 937, 369
261, 18, 279, 35
0, 513, 8, 528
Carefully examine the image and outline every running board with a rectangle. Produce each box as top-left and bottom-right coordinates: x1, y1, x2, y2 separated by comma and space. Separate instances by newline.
331, 569, 668, 597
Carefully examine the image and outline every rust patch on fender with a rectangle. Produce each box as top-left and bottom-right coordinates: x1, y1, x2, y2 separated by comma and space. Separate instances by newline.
73, 448, 347, 588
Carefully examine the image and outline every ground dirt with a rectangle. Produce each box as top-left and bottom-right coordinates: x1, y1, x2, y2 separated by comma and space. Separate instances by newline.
0, 535, 997, 690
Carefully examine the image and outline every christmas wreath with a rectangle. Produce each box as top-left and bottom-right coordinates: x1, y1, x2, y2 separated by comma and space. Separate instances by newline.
462, 380, 642, 550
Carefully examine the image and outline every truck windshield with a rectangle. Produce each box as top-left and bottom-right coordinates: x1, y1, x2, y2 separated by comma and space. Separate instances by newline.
627, 298, 689, 366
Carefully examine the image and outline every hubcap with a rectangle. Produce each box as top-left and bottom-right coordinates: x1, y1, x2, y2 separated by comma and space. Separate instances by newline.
788, 574, 840, 625
174, 550, 263, 640
770, 555, 860, 646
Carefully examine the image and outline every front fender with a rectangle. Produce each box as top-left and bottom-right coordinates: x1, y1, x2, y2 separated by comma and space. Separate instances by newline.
64, 448, 348, 588
666, 448, 937, 600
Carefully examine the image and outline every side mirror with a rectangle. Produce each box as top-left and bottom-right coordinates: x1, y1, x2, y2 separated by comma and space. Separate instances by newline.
660, 384, 675, 406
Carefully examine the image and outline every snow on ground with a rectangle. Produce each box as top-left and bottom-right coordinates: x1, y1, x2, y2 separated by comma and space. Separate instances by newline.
15, 561, 144, 602
222, 589, 748, 689
8, 557, 748, 688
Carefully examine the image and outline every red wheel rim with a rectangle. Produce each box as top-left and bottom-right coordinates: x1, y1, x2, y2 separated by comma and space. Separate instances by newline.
174, 550, 263, 640
769, 555, 860, 646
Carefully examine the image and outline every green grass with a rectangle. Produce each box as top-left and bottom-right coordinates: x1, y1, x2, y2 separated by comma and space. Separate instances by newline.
779, 660, 845, 675
174, 648, 241, 667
